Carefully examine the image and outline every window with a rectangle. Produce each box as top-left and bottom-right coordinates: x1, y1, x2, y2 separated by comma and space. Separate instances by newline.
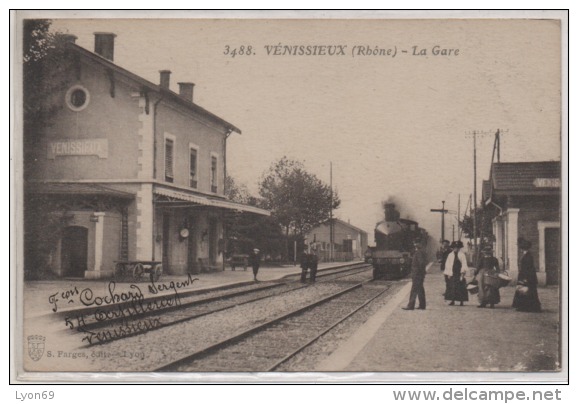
65, 85, 90, 111
189, 145, 198, 188
210, 155, 218, 193
70, 89, 87, 107
165, 137, 175, 182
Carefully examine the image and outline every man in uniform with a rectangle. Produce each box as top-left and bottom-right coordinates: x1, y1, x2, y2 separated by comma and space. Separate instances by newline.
440, 239, 451, 272
440, 239, 452, 298
402, 239, 428, 310
249, 248, 261, 282
300, 248, 309, 283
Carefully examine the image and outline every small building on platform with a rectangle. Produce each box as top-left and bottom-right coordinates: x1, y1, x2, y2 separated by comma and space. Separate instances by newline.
482, 161, 561, 286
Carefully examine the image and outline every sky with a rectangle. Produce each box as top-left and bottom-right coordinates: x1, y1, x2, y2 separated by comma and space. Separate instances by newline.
47, 15, 562, 244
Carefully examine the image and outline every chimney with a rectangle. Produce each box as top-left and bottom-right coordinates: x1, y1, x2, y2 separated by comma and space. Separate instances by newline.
159, 70, 171, 89
60, 34, 78, 44
178, 82, 195, 102
94, 32, 116, 61
384, 203, 399, 222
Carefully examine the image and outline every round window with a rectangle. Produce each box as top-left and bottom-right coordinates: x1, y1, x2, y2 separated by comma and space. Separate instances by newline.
65, 85, 90, 111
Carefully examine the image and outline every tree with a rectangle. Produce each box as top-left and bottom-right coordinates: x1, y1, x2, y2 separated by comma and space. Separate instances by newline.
224, 175, 252, 205
259, 157, 340, 259
459, 206, 496, 245
22, 20, 72, 277
224, 176, 286, 260
23, 19, 71, 175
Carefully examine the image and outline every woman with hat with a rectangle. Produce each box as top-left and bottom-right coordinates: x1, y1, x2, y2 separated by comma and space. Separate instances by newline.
443, 241, 469, 306
474, 245, 501, 308
512, 238, 541, 312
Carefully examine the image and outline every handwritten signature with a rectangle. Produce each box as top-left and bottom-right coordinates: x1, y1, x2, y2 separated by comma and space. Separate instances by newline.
48, 274, 199, 312
49, 274, 199, 345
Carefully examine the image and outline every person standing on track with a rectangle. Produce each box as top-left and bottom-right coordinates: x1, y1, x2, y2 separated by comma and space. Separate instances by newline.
300, 247, 309, 283
249, 248, 261, 282
402, 239, 427, 310
309, 248, 319, 283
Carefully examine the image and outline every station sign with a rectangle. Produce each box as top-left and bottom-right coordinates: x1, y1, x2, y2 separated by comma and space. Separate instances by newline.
533, 178, 560, 188
47, 139, 108, 159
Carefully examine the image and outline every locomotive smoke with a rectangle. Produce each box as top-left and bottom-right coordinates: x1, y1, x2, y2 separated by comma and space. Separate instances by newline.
380, 196, 415, 222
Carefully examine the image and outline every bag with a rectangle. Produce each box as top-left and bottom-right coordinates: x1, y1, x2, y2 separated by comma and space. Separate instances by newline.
497, 271, 512, 287
484, 272, 501, 288
466, 280, 479, 294
516, 284, 529, 296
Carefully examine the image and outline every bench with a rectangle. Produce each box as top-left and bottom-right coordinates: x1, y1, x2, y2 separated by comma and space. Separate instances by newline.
228, 254, 249, 271
114, 260, 162, 281
197, 258, 222, 273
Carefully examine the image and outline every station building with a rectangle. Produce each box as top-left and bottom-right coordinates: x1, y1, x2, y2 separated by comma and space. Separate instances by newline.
24, 33, 268, 279
482, 161, 561, 286
305, 219, 368, 262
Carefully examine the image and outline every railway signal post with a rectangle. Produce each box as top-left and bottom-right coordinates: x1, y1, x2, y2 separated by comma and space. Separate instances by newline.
430, 201, 449, 242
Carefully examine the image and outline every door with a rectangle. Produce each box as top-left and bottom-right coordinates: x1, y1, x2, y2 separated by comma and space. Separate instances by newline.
343, 239, 353, 253
208, 218, 218, 264
545, 227, 560, 285
61, 226, 88, 277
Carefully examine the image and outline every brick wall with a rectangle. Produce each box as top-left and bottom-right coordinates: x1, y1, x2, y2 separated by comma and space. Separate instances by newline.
518, 207, 560, 260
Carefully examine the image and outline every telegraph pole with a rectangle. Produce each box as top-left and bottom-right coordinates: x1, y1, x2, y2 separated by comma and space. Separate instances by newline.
473, 131, 478, 261
466, 129, 506, 265
457, 194, 461, 239
430, 200, 449, 242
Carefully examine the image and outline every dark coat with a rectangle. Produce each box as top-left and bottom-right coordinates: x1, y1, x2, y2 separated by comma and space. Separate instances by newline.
475, 256, 500, 276
300, 252, 309, 270
518, 252, 538, 287
411, 249, 427, 279
440, 247, 452, 272
308, 252, 318, 269
445, 251, 469, 302
513, 251, 541, 312
475, 256, 501, 305
249, 251, 261, 268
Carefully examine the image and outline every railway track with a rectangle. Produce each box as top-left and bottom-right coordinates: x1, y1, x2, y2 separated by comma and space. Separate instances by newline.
155, 279, 391, 372
71, 263, 372, 346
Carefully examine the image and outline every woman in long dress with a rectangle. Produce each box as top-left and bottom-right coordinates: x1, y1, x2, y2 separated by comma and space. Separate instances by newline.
443, 241, 469, 306
512, 238, 542, 312
474, 246, 501, 308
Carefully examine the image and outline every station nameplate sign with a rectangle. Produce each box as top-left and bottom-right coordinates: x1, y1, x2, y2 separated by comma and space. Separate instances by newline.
47, 139, 108, 159
533, 178, 560, 188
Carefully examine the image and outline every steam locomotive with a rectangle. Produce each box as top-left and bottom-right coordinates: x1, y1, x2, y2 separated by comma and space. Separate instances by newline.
371, 203, 425, 280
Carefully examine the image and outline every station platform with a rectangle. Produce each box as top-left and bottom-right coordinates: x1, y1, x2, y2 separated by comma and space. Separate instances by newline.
316, 262, 562, 378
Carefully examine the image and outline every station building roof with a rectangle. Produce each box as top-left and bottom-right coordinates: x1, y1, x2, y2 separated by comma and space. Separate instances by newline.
485, 161, 561, 203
